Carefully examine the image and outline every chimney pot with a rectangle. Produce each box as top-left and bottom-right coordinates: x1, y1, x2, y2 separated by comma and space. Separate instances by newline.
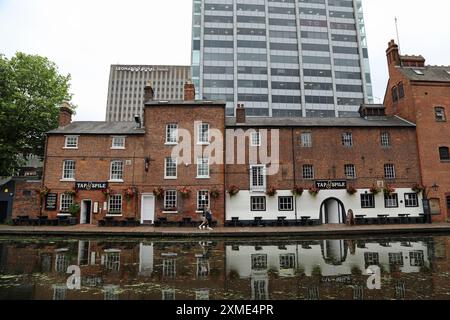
236, 104, 246, 124
58, 102, 73, 127
144, 81, 155, 102
184, 81, 195, 101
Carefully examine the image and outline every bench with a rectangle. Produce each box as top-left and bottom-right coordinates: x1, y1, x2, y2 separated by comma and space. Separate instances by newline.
377, 214, 389, 225
229, 217, 241, 227
355, 215, 367, 225
277, 216, 287, 226
299, 216, 311, 226
398, 214, 410, 224
253, 217, 264, 227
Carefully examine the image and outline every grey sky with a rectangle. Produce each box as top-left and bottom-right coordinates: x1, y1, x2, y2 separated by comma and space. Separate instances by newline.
1, 0, 449, 121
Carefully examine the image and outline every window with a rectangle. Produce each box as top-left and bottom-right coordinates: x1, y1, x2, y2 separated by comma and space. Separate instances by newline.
392, 86, 398, 102
108, 195, 122, 214
381, 132, 391, 148
64, 136, 78, 148
364, 252, 379, 269
342, 132, 353, 147
198, 123, 210, 144
251, 132, 261, 147
166, 124, 178, 144
360, 194, 375, 208
398, 82, 405, 99
251, 254, 267, 271
278, 196, 293, 211
162, 289, 175, 300
110, 160, 124, 181
405, 193, 419, 207
435, 107, 446, 121
60, 194, 73, 212
409, 251, 424, 267
250, 165, 266, 191
384, 193, 399, 208
389, 253, 404, 267
251, 196, 266, 211
384, 164, 396, 179
439, 147, 450, 161
164, 190, 177, 210
301, 132, 312, 148
280, 254, 296, 269
111, 136, 125, 149
165, 158, 177, 179
302, 165, 314, 180
344, 164, 356, 179
62, 160, 75, 180
446, 196, 450, 210
197, 158, 210, 178
197, 190, 209, 210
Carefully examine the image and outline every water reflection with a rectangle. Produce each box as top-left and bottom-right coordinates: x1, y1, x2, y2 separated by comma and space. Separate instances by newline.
0, 235, 449, 300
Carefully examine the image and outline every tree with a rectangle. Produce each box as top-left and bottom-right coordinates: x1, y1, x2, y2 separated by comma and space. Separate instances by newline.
0, 52, 74, 176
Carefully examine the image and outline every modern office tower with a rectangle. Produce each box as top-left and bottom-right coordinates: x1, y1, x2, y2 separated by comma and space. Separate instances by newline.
191, 0, 373, 117
106, 65, 191, 121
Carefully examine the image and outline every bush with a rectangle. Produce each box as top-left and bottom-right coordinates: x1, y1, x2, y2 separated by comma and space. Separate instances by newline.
68, 203, 80, 217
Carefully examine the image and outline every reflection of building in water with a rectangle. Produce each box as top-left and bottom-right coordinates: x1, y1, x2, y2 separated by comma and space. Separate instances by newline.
162, 289, 175, 300
162, 253, 177, 279
196, 254, 210, 279
40, 253, 52, 273
353, 285, 364, 300
251, 271, 269, 301
306, 287, 320, 300
78, 241, 90, 266
321, 240, 348, 266
196, 289, 209, 300
101, 249, 121, 272
104, 285, 119, 300
395, 282, 406, 300
52, 285, 67, 301
54, 249, 69, 273
139, 243, 154, 277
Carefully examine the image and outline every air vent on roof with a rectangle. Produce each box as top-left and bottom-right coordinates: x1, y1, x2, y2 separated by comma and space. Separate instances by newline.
413, 69, 424, 75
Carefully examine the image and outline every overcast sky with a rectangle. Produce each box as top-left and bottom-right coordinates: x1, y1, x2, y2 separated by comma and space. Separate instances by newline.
1, 0, 449, 121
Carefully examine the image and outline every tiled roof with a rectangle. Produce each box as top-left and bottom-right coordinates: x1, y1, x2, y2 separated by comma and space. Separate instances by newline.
398, 66, 450, 82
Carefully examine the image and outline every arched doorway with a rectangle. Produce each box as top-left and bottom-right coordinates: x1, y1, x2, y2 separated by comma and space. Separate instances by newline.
320, 239, 348, 265
320, 198, 346, 224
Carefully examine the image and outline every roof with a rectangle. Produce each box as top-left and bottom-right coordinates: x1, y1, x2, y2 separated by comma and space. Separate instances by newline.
398, 66, 450, 82
0, 177, 12, 186
226, 116, 415, 128
145, 100, 226, 107
48, 122, 146, 135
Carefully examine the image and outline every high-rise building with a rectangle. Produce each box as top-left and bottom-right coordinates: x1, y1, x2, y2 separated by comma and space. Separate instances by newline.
191, 0, 373, 117
106, 65, 191, 121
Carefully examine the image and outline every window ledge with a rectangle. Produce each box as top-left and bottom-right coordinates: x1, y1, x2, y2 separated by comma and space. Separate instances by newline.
165, 142, 178, 146
164, 177, 178, 180
60, 179, 76, 182
111, 147, 126, 150
106, 214, 123, 217
57, 213, 71, 217
63, 147, 78, 150
108, 180, 124, 183
197, 142, 210, 146
440, 160, 450, 163
197, 176, 210, 179
162, 211, 178, 214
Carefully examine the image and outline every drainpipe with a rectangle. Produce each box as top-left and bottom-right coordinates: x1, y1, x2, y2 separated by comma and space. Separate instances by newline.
291, 128, 298, 222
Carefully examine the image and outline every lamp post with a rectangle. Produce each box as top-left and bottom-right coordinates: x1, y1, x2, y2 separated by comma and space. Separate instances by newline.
423, 183, 439, 224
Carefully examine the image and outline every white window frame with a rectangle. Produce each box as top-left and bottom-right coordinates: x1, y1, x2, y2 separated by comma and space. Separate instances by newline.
278, 196, 294, 211
108, 194, 122, 215
360, 194, 375, 209
109, 160, 124, 182
344, 164, 356, 180
111, 136, 126, 149
384, 193, 399, 208
197, 158, 210, 178
197, 123, 210, 145
251, 132, 261, 147
251, 196, 266, 211
342, 132, 353, 147
64, 135, 79, 149
435, 107, 446, 122
164, 190, 177, 210
381, 132, 391, 148
301, 132, 312, 148
250, 165, 266, 192
165, 124, 178, 145
61, 160, 76, 181
60, 194, 73, 213
197, 190, 210, 210
302, 164, 314, 180
164, 158, 178, 179
384, 164, 396, 179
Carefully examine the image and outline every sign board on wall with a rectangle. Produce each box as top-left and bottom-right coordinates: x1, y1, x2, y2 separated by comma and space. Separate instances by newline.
75, 182, 108, 191
45, 193, 58, 211
315, 180, 347, 190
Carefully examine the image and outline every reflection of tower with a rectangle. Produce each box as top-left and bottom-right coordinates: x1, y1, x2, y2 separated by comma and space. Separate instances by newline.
320, 240, 348, 265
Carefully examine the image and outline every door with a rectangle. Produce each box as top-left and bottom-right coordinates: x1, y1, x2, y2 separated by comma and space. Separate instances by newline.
0, 201, 8, 224
81, 200, 92, 224
141, 195, 155, 224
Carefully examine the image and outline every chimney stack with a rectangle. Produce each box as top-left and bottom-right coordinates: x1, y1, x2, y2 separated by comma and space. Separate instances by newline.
386, 39, 401, 67
144, 81, 155, 102
58, 102, 73, 127
184, 80, 195, 101
236, 104, 246, 124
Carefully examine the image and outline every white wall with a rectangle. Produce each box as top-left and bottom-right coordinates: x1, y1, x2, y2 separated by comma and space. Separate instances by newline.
226, 188, 424, 221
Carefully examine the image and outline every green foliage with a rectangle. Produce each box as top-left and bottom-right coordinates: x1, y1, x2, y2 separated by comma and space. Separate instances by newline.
68, 203, 80, 217
0, 52, 74, 175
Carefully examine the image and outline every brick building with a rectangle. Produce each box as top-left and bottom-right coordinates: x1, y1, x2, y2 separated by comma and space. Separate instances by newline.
384, 40, 450, 222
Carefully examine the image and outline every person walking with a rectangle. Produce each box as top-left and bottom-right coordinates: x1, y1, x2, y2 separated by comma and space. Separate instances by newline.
205, 208, 214, 231
198, 208, 208, 230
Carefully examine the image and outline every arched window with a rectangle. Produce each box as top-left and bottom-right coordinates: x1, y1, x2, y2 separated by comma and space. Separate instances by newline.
392, 86, 399, 102
439, 147, 450, 161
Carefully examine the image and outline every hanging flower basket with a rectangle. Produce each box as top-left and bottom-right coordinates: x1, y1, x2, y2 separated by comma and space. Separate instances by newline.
347, 186, 357, 195
266, 185, 277, 197
383, 185, 396, 196
179, 186, 191, 198
228, 185, 240, 197
370, 186, 381, 195
124, 187, 136, 201
102, 188, 113, 197
210, 189, 221, 199
308, 187, 320, 196
64, 188, 77, 196
412, 183, 424, 194
153, 187, 165, 199
292, 186, 304, 196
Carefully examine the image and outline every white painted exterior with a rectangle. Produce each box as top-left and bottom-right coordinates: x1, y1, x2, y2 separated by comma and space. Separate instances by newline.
226, 188, 424, 222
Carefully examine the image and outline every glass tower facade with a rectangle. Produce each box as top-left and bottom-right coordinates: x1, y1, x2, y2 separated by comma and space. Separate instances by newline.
191, 0, 373, 118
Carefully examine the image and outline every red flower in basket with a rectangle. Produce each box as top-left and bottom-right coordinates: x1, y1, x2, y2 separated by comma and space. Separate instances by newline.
266, 185, 277, 197
347, 186, 357, 195
292, 186, 304, 196
308, 187, 320, 196
228, 185, 240, 197
383, 185, 396, 195
124, 187, 136, 201
153, 187, 164, 199
370, 186, 381, 195
179, 186, 191, 198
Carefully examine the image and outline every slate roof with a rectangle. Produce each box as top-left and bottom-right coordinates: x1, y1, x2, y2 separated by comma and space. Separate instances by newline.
398, 66, 450, 82
48, 122, 146, 135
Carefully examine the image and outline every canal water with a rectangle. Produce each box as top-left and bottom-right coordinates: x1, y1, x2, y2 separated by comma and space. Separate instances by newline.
0, 234, 449, 300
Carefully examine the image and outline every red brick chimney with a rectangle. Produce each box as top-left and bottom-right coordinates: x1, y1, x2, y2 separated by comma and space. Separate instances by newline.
184, 81, 195, 101
236, 104, 246, 124
144, 81, 155, 102
386, 39, 401, 67
58, 102, 73, 127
